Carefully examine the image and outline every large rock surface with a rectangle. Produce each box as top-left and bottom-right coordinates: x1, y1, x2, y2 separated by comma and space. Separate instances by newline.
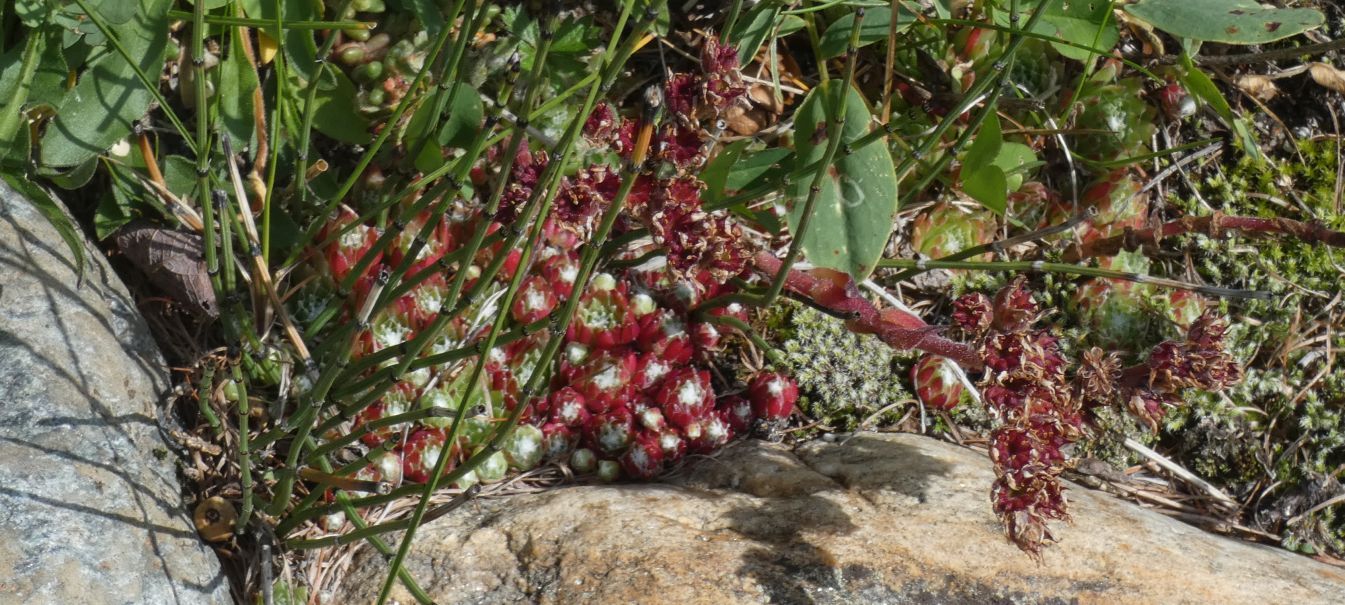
337, 433, 1345, 605
0, 180, 230, 603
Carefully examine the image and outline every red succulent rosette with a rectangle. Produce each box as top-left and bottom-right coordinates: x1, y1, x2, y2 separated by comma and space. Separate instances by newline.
567, 278, 640, 349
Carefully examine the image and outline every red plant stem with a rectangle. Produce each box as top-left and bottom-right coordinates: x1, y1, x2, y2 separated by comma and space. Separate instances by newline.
754, 251, 985, 370
1065, 212, 1345, 262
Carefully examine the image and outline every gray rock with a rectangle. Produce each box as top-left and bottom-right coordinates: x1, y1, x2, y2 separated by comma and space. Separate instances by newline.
0, 179, 230, 603
335, 433, 1345, 605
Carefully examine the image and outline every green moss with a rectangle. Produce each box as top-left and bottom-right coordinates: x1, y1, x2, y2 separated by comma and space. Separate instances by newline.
761, 303, 916, 431
1158, 138, 1345, 555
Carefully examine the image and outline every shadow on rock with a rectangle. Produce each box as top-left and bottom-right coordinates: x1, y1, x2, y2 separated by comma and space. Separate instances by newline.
722, 435, 954, 604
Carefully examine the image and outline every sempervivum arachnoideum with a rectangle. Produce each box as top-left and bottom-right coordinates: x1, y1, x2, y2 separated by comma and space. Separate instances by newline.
585, 407, 635, 456
911, 355, 964, 412
568, 273, 640, 349
503, 424, 546, 471
569, 349, 637, 414
401, 427, 451, 483
747, 372, 798, 421
685, 409, 734, 454
717, 395, 755, 433
637, 309, 694, 366
656, 367, 714, 429
320, 207, 382, 285
548, 386, 591, 427
511, 275, 559, 325
361, 295, 419, 357
352, 380, 419, 446
541, 421, 580, 461
389, 211, 452, 280
540, 249, 582, 299
620, 430, 666, 479
633, 352, 676, 392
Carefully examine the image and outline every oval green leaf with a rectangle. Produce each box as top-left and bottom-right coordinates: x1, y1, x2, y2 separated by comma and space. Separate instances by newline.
818, 7, 915, 60
787, 80, 899, 280
1125, 0, 1324, 45
39, 0, 171, 168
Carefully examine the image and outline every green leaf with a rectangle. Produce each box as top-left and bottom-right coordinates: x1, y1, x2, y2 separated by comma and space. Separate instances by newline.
962, 166, 1007, 215
994, 0, 1118, 62
962, 113, 1002, 173
407, 0, 445, 36
43, 155, 99, 189
787, 80, 900, 280
219, 26, 261, 158
730, 5, 804, 65
285, 66, 371, 144
94, 163, 139, 240
818, 7, 915, 60
1176, 59, 1259, 160
993, 142, 1038, 191
253, 0, 319, 80
436, 84, 485, 149
39, 0, 171, 168
2, 172, 87, 278
15, 0, 54, 27
700, 139, 747, 202
161, 154, 198, 198
87, 0, 138, 25
1125, 0, 1324, 44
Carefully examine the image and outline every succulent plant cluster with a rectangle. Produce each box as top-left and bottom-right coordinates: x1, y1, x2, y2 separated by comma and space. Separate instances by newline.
945, 278, 1241, 555
306, 33, 796, 500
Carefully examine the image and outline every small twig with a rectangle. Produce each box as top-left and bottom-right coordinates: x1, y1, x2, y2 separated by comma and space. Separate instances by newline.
1123, 437, 1239, 510
1065, 211, 1345, 262
1157, 37, 1345, 67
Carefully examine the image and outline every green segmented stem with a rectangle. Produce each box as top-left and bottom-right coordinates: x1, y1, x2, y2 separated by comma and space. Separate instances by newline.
344, 10, 560, 405
304, 406, 454, 462
195, 362, 223, 438
887, 209, 1095, 283
327, 2, 656, 404
331, 495, 435, 604
187, 0, 219, 301
876, 258, 1271, 299
230, 361, 254, 532
291, 0, 357, 206
405, 0, 486, 165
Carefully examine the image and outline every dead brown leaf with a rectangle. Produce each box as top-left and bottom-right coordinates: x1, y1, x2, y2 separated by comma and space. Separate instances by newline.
1236, 74, 1280, 101
1308, 62, 1345, 93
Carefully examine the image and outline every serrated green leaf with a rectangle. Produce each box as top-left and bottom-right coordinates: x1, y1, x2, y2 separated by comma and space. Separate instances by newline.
1125, 0, 1323, 44
818, 7, 915, 60
39, 0, 171, 168
787, 80, 899, 280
